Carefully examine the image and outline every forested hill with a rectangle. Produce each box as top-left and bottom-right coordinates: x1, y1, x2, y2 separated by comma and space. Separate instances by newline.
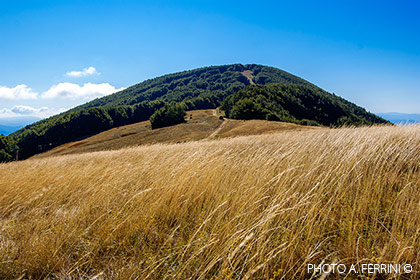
221, 84, 386, 126
9, 64, 313, 139
1, 64, 388, 162
70, 64, 314, 111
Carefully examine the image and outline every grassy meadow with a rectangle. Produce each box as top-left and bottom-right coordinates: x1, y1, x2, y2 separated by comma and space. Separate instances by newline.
0, 125, 419, 279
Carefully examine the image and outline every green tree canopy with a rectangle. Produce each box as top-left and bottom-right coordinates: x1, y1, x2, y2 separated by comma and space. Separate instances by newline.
221, 84, 389, 126
150, 103, 186, 129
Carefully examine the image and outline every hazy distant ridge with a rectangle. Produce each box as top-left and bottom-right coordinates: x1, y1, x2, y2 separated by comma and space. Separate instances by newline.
377, 112, 420, 124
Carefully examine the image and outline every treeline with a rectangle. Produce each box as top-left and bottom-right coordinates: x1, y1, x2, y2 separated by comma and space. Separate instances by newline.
0, 94, 228, 162
221, 84, 389, 126
1, 101, 167, 161
0, 136, 16, 162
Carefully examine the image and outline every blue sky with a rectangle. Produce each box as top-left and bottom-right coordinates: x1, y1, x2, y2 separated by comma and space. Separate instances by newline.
1, 0, 419, 124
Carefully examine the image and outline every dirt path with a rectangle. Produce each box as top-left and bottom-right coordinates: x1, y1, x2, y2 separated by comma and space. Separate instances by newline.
208, 109, 228, 139
208, 119, 227, 139
241, 70, 255, 85
207, 113, 229, 139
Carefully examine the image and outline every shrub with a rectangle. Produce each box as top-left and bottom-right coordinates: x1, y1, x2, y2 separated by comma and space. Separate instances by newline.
299, 119, 321, 126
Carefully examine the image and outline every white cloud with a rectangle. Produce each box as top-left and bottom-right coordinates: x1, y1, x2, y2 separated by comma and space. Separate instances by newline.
11, 105, 48, 115
0, 84, 38, 99
0, 82, 124, 101
42, 82, 124, 100
0, 105, 66, 119
0, 80, 124, 120
66, 66, 99, 77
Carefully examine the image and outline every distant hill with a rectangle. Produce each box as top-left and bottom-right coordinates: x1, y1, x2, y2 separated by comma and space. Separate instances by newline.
2, 64, 388, 161
0, 116, 40, 136
0, 125, 21, 136
377, 112, 420, 124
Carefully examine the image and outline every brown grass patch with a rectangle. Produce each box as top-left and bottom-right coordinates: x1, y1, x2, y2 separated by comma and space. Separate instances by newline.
33, 110, 314, 158
1, 125, 419, 279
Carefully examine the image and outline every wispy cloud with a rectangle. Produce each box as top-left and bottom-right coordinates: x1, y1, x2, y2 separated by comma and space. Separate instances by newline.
0, 84, 38, 99
65, 66, 99, 78
0, 105, 67, 119
0, 82, 124, 101
42, 82, 124, 99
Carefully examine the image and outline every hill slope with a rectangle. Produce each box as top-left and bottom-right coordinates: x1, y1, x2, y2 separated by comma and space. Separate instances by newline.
1, 125, 419, 279
33, 110, 318, 158
2, 64, 387, 161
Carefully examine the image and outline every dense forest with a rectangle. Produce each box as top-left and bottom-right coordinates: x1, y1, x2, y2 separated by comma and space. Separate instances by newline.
11, 101, 166, 159
69, 64, 314, 110
221, 84, 387, 126
0, 64, 388, 162
0, 135, 16, 162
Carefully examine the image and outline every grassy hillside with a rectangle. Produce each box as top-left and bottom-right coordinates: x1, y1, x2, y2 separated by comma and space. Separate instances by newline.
33, 110, 317, 158
1, 64, 388, 162
1, 125, 419, 279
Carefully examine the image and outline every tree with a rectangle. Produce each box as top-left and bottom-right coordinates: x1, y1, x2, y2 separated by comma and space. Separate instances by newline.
149, 103, 186, 129
229, 98, 268, 120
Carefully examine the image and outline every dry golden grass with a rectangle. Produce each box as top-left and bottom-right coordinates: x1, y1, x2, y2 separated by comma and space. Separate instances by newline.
216, 119, 317, 139
33, 110, 314, 159
33, 110, 223, 158
1, 125, 419, 279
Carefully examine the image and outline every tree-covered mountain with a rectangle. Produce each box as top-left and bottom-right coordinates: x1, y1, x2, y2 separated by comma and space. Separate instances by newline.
1, 64, 388, 162
70, 64, 314, 110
